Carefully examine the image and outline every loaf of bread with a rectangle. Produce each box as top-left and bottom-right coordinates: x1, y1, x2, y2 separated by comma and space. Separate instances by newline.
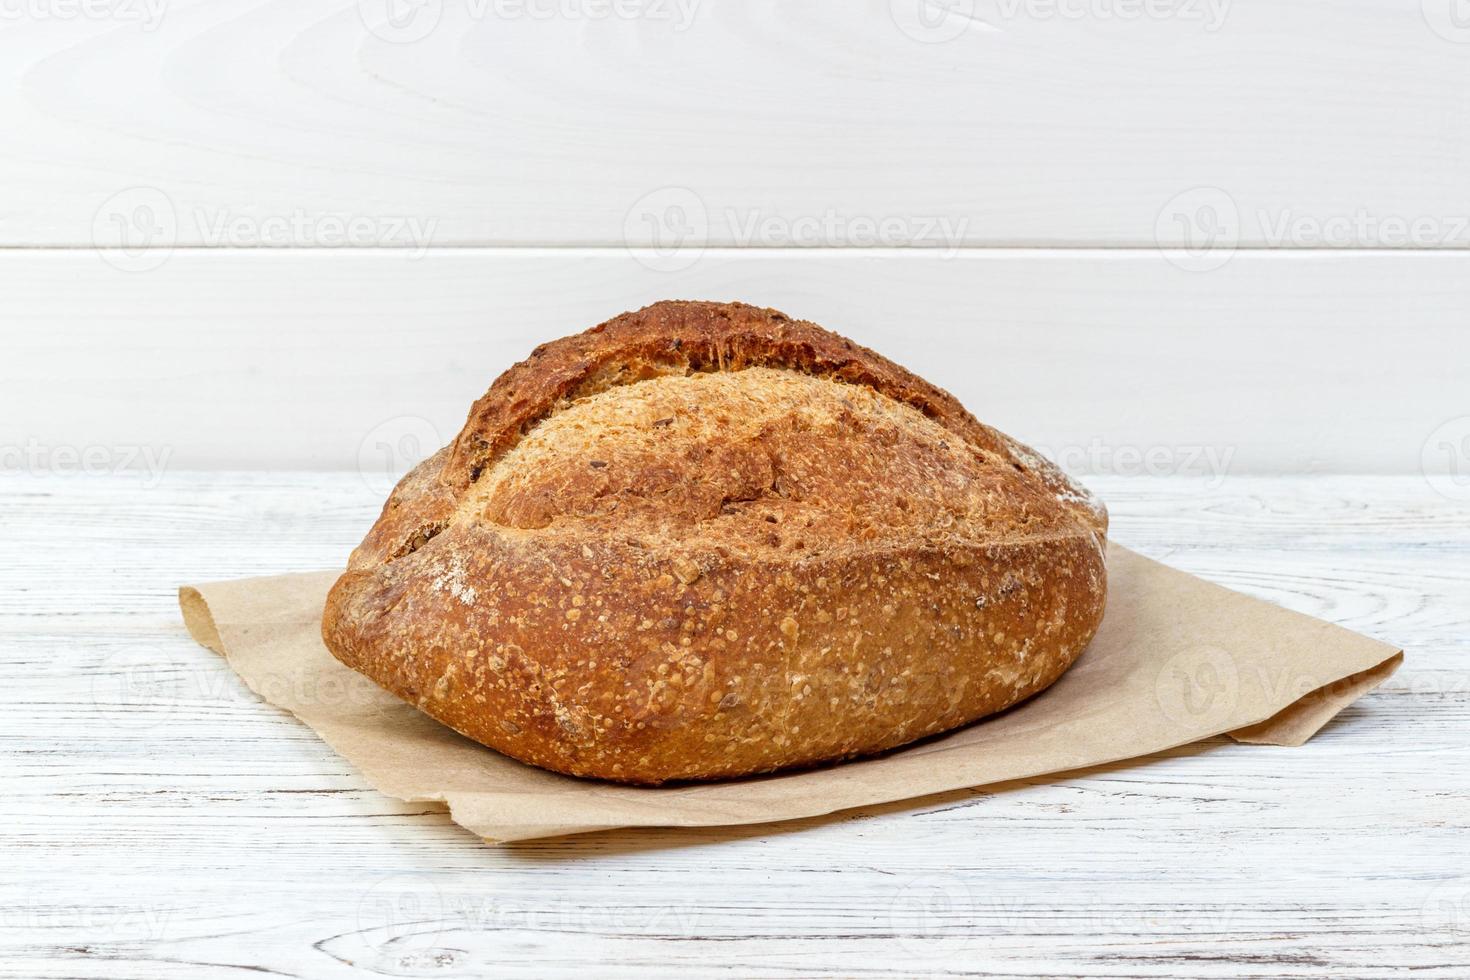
323, 301, 1107, 784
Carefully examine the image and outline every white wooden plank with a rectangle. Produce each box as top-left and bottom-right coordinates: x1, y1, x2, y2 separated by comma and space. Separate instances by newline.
3, 248, 1467, 474
2, 472, 1466, 978
2, 0, 1468, 249
3, 471, 1458, 661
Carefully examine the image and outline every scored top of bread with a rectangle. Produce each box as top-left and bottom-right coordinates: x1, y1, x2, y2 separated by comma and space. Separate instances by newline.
323, 300, 1107, 784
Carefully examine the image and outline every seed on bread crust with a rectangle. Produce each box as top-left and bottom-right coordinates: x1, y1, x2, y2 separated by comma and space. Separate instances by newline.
322, 301, 1107, 785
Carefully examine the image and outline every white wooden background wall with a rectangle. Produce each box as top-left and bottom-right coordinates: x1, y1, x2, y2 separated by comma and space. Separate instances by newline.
2, 0, 1468, 477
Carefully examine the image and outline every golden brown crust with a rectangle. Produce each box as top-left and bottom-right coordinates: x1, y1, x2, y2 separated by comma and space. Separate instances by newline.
323, 301, 1107, 784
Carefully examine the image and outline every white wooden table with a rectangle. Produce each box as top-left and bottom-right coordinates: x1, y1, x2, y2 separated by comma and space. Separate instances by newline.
5, 471, 1467, 979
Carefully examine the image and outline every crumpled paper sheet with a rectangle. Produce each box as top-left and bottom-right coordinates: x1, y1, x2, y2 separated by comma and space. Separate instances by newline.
180, 544, 1402, 843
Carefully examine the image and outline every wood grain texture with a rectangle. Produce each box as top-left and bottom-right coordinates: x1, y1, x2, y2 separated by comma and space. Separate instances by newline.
2, 1, 1468, 249
4, 248, 1468, 473
2, 471, 1466, 978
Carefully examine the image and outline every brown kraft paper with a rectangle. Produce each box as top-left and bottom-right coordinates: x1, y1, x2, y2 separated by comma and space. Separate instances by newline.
178, 543, 1402, 843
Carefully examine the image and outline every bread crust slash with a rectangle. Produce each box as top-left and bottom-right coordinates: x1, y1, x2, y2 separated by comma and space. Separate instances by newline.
322, 301, 1107, 784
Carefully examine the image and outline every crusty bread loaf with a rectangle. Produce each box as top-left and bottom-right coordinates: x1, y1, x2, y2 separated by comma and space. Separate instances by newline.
322, 301, 1107, 784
